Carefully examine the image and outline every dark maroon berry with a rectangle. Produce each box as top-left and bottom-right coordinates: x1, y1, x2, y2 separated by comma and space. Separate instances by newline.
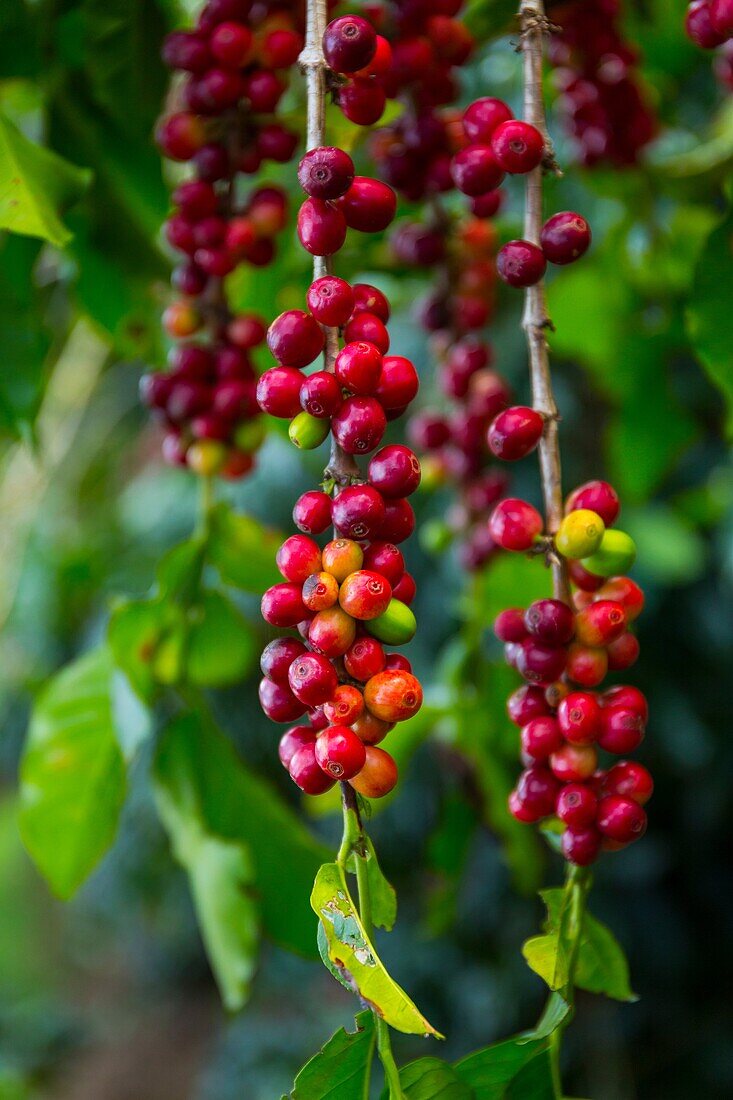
331, 396, 387, 454
268, 310, 324, 368
298, 146, 355, 199
515, 638, 567, 686
451, 145, 505, 196
300, 371, 343, 418
541, 212, 592, 266
497, 240, 547, 287
332, 485, 386, 540
323, 15, 377, 74
261, 637, 307, 685
596, 794, 647, 844
491, 120, 544, 173
561, 825, 601, 866
524, 599, 575, 645
258, 677, 307, 723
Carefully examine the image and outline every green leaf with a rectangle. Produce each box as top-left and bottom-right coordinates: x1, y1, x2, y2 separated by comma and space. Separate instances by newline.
0, 234, 50, 435
108, 597, 170, 702
156, 536, 207, 601
186, 590, 257, 687
523, 889, 637, 1003
687, 205, 733, 437
153, 719, 259, 1011
455, 1036, 551, 1098
470, 554, 552, 626
347, 838, 396, 932
155, 713, 330, 959
464, 0, 518, 38
312, 862, 441, 1037
396, 1058, 473, 1099
287, 1011, 376, 1100
208, 502, 282, 592
19, 648, 127, 898
0, 111, 90, 246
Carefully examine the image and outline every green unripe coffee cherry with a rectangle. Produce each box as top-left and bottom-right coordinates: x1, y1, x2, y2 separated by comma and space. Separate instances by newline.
582, 528, 637, 578
366, 599, 417, 645
187, 439, 227, 476
234, 419, 267, 453
289, 411, 330, 450
555, 509, 605, 559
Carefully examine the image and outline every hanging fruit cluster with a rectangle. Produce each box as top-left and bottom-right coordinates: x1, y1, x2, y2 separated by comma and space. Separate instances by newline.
258, 12, 423, 798
549, 0, 658, 167
144, 0, 305, 478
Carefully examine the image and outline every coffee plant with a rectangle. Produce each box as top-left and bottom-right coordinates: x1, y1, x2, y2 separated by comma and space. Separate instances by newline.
1, 0, 732, 1096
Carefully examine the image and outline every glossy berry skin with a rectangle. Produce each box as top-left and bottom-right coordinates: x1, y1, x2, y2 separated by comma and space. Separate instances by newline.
516, 639, 567, 686
352, 283, 390, 322
607, 632, 640, 671
289, 742, 337, 795
276, 535, 321, 583
308, 606, 356, 658
323, 685, 365, 726
561, 826, 601, 866
574, 600, 626, 647
261, 583, 308, 628
315, 725, 367, 780
596, 794, 647, 844
515, 766, 560, 819
298, 146, 354, 199
344, 637, 385, 681
302, 571, 340, 612
332, 485, 386, 540
298, 198, 347, 256
293, 490, 332, 534
339, 570, 392, 620
556, 783, 598, 828
323, 16, 377, 74
566, 642, 608, 687
598, 706, 645, 755
686, 0, 727, 46
451, 145, 505, 196
489, 498, 544, 551
335, 341, 383, 394
507, 684, 552, 726
594, 577, 644, 622
331, 396, 387, 455
601, 685, 648, 722
300, 371, 343, 419
494, 608, 527, 643
565, 480, 620, 527
322, 539, 364, 582
345, 312, 389, 352
377, 502, 414, 548
366, 597, 416, 645
711, 0, 733, 36
278, 725, 316, 770
260, 637, 307, 686
259, 678, 306, 723
555, 509, 605, 559
491, 120, 544, 173
268, 310, 324, 368
376, 356, 419, 410
339, 177, 397, 233
362, 542, 405, 586
368, 445, 421, 498
349, 746, 398, 798
524, 599, 575, 645
307, 276, 355, 326
488, 406, 544, 461
288, 653, 339, 708
557, 691, 601, 744
603, 760, 654, 805
497, 240, 547, 288
541, 212, 592, 265
521, 716, 564, 760
463, 97, 513, 143
338, 78, 386, 125
550, 743, 598, 783
364, 670, 423, 722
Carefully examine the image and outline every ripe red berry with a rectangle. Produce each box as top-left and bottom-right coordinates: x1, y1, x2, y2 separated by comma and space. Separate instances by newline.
338, 78, 386, 126
352, 283, 390, 322
514, 766, 560, 820
686, 0, 727, 47
607, 632, 640, 671
574, 600, 627, 647
332, 485, 386, 540
276, 534, 322, 583
540, 212, 592, 265
268, 310, 324, 368
315, 725, 367, 780
556, 783, 598, 828
598, 705, 645, 755
349, 745, 398, 798
494, 608, 528, 643
335, 341, 383, 394
368, 445, 421, 498
261, 582, 308, 628
521, 716, 564, 760
557, 691, 601, 744
392, 572, 416, 604
524, 599, 575, 645
307, 276, 355, 326
491, 120, 544, 173
288, 653, 339, 708
507, 684, 552, 726
300, 371, 343, 419
596, 794, 647, 844
278, 725, 316, 770
344, 637, 386, 681
345, 312, 390, 352
488, 406, 544, 461
297, 198, 347, 256
376, 498, 415, 543
331, 396, 387, 454
259, 677, 307, 723
323, 684, 365, 726
257, 367, 305, 418
561, 825, 601, 866
339, 177, 397, 232
603, 760, 654, 805
289, 742, 337, 794
339, 570, 393, 620
711, 0, 733, 36
594, 577, 644, 622
308, 606, 356, 657
260, 637, 307, 686
566, 642, 608, 687
488, 498, 543, 551
463, 97, 513, 143
497, 240, 547, 287
515, 638, 568, 686
376, 356, 419, 409
362, 542, 405, 585
601, 684, 648, 722
565, 480, 620, 526
298, 146, 355, 199
293, 490, 332, 534
451, 145, 505, 196
323, 15, 377, 74
550, 742, 598, 783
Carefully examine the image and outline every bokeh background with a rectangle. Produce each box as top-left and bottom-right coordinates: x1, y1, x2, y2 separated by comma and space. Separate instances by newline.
1, 1, 732, 1098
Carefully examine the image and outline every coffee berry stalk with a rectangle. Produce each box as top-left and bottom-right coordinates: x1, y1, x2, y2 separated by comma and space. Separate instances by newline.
257, 8, 423, 804
143, 0, 306, 479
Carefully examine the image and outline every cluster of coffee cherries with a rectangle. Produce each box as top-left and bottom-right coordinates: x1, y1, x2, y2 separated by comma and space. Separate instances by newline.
549, 0, 657, 167
148, 0, 306, 477
260, 496, 423, 798
685, 0, 733, 50
489, 480, 651, 865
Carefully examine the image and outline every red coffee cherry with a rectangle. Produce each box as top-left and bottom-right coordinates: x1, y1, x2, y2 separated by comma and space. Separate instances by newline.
368, 445, 421, 498
497, 240, 547, 287
261, 582, 308, 628
268, 310, 324, 368
259, 677, 307, 723
338, 78, 387, 126
557, 691, 601, 744
376, 498, 415, 543
364, 670, 423, 722
494, 608, 528, 643
521, 716, 564, 760
339, 570, 393, 620
315, 725, 367, 780
344, 637, 386, 681
524, 598, 575, 645
463, 97, 514, 142
339, 177, 397, 232
260, 637, 307, 686
507, 684, 552, 726
491, 120, 544, 173
352, 283, 390, 322
550, 742, 598, 783
293, 490, 332, 534
335, 341, 384, 394
323, 684, 365, 726
711, 0, 733, 36
307, 276, 355, 327
300, 371, 343, 419
561, 825, 601, 866
601, 684, 648, 722
288, 653, 339, 707
323, 15, 377, 74
574, 599, 627, 647
603, 760, 654, 805
593, 576, 644, 622
332, 485, 386, 540
515, 638, 568, 686
331, 396, 387, 454
349, 745, 398, 798
598, 705, 645, 755
488, 406, 544, 461
540, 212, 592, 265
297, 197, 347, 256
566, 642, 608, 687
565, 479, 620, 526
556, 783, 598, 829
607, 632, 640, 671
596, 794, 647, 844
488, 498, 544, 551
451, 145, 505, 196
686, 0, 727, 46
298, 146, 355, 199
276, 534, 322, 583
376, 356, 419, 409
289, 742, 337, 795
362, 542, 405, 586
345, 312, 390, 352
278, 725, 316, 770
514, 765, 560, 820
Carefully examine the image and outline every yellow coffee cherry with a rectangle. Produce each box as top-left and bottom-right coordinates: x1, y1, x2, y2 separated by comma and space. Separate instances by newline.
555, 509, 605, 559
